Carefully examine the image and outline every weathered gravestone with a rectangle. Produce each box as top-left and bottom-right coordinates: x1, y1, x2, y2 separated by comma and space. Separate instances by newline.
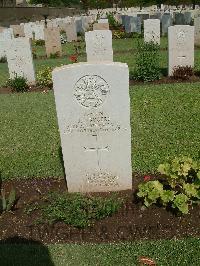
6, 38, 35, 84
161, 14, 173, 36
194, 17, 200, 45
10, 25, 25, 37
75, 18, 84, 34
34, 24, 45, 40
98, 19, 109, 24
144, 19, 160, 44
52, 62, 132, 192
168, 25, 194, 76
184, 12, 192, 25
174, 13, 186, 25
85, 30, 113, 62
65, 22, 77, 42
0, 28, 14, 59
137, 13, 150, 23
44, 28, 62, 58
93, 23, 109, 30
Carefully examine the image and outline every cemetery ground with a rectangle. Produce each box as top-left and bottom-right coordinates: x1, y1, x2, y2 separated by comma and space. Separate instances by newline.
0, 37, 200, 265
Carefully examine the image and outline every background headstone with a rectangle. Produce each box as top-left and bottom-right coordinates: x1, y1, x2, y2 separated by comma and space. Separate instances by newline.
52, 62, 132, 192
174, 13, 186, 25
162, 14, 173, 36
168, 25, 194, 75
93, 23, 109, 30
144, 19, 160, 44
65, 22, 77, 42
85, 30, 113, 62
6, 37, 35, 84
10, 24, 25, 37
44, 28, 62, 58
194, 17, 200, 45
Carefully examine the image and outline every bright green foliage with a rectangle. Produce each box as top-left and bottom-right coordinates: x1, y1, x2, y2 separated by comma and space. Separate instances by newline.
172, 194, 189, 214
6, 74, 29, 92
36, 66, 53, 88
138, 157, 200, 214
137, 181, 163, 207
106, 12, 121, 29
28, 192, 123, 228
135, 40, 161, 82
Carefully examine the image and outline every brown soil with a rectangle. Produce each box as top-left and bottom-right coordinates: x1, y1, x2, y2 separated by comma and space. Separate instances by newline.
0, 176, 200, 244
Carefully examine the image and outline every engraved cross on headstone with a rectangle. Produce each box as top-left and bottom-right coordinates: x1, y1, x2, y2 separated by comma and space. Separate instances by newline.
84, 134, 109, 168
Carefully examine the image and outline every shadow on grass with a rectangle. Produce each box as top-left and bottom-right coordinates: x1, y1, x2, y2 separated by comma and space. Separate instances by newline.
0, 236, 54, 266
58, 146, 68, 191
160, 67, 168, 77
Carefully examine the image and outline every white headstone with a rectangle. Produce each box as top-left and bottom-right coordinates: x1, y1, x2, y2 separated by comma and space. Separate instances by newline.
144, 19, 160, 44
98, 19, 109, 24
6, 38, 35, 84
168, 25, 194, 76
52, 62, 132, 192
85, 30, 113, 62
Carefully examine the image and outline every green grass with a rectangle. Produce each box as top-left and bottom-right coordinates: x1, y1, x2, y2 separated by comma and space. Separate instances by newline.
0, 82, 200, 180
0, 238, 199, 265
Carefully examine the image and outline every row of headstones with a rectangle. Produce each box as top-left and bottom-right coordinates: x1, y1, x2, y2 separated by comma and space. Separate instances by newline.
1, 23, 195, 88
121, 12, 200, 39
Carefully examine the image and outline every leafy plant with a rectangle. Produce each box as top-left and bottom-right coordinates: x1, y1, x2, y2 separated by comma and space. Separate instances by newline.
0, 172, 16, 214
172, 66, 194, 80
49, 51, 60, 59
34, 39, 45, 46
135, 40, 161, 82
106, 12, 121, 29
137, 156, 200, 214
36, 66, 53, 88
6, 74, 29, 92
27, 192, 123, 228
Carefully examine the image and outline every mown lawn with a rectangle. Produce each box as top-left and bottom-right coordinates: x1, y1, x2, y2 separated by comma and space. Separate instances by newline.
0, 82, 200, 180
0, 238, 199, 266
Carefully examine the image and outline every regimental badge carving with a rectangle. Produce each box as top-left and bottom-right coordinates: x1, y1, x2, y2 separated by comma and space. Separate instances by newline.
86, 172, 119, 187
74, 75, 109, 108
177, 31, 186, 45
64, 111, 121, 134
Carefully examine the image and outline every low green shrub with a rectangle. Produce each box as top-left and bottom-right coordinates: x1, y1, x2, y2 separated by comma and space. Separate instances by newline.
135, 40, 161, 82
49, 52, 60, 59
106, 12, 121, 29
6, 74, 29, 92
26, 192, 123, 228
36, 66, 53, 88
137, 156, 200, 214
34, 39, 45, 46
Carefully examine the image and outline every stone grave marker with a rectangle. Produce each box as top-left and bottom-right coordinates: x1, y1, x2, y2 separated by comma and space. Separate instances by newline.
52, 62, 132, 192
174, 13, 186, 25
161, 13, 173, 36
6, 37, 35, 84
168, 25, 194, 76
10, 25, 25, 37
184, 12, 192, 25
98, 18, 109, 24
65, 22, 77, 42
93, 23, 109, 30
44, 28, 62, 58
194, 17, 200, 45
85, 30, 113, 62
144, 19, 160, 44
